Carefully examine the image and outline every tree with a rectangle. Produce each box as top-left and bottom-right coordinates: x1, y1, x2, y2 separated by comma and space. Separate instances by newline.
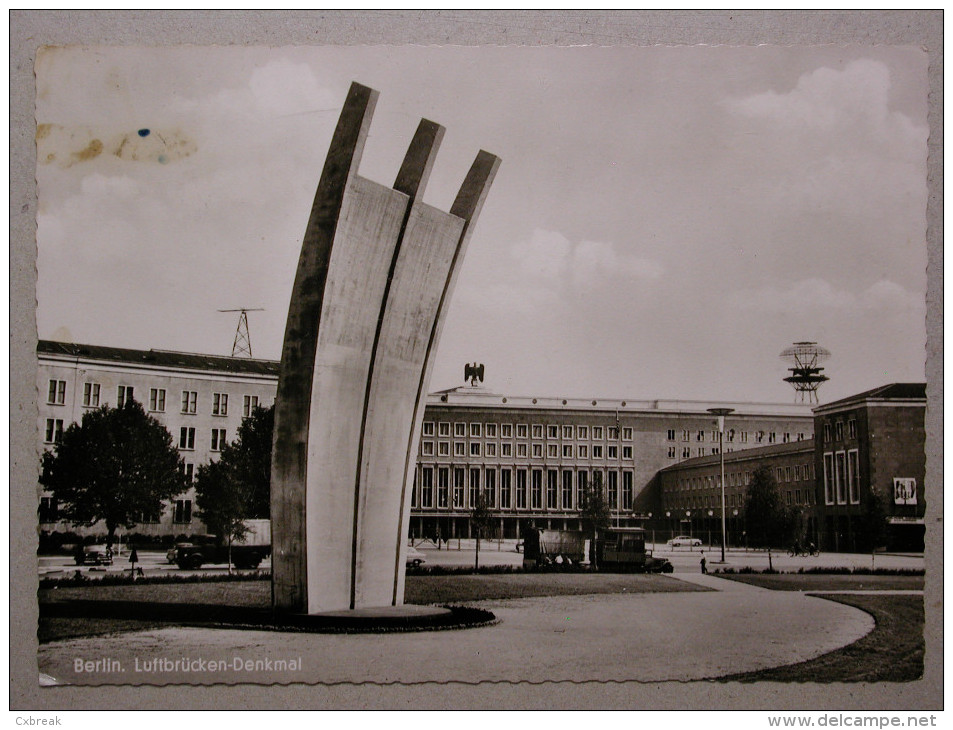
579, 471, 611, 569
743, 465, 794, 550
856, 489, 890, 552
470, 490, 493, 570
40, 401, 188, 548
193, 405, 273, 566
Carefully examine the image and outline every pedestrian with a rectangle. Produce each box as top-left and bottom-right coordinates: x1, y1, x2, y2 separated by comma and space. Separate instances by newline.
700, 553, 707, 574
129, 547, 139, 580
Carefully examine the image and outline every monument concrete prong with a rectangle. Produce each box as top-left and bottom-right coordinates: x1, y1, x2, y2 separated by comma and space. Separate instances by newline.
271, 81, 500, 615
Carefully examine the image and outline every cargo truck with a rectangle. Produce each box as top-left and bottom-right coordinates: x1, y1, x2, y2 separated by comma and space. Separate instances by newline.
174, 519, 271, 569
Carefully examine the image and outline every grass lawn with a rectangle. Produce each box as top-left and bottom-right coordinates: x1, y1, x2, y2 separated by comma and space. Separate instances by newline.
719, 593, 924, 683
38, 573, 703, 643
716, 573, 923, 592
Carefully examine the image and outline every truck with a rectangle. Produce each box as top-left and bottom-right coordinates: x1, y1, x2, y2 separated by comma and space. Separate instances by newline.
174, 519, 271, 570
522, 527, 673, 573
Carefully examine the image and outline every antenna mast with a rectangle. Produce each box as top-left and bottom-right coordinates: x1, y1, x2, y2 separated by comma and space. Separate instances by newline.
780, 342, 831, 403
218, 308, 264, 358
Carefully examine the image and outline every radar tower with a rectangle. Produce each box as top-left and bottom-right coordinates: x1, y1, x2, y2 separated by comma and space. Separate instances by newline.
780, 342, 830, 403
219, 308, 264, 358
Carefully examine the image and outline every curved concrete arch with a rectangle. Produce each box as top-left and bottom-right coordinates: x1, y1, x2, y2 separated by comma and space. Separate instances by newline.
271, 82, 500, 614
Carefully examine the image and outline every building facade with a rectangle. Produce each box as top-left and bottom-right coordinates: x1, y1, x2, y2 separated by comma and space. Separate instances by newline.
36, 340, 815, 541
813, 384, 926, 552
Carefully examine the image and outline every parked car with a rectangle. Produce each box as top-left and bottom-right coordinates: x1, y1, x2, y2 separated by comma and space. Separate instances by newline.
667, 535, 702, 547
644, 554, 675, 573
75, 544, 113, 566
167, 542, 194, 564
406, 546, 426, 568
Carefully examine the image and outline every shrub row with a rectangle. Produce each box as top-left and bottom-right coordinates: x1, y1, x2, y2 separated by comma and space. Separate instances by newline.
713, 566, 924, 576
39, 570, 271, 589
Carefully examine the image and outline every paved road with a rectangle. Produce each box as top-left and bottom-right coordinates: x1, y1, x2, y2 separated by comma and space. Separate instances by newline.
38, 572, 875, 686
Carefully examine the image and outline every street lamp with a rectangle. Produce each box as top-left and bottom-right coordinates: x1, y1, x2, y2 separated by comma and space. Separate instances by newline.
708, 407, 735, 563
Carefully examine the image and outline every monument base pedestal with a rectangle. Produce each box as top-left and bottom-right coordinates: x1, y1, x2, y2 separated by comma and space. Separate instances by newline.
274, 604, 497, 633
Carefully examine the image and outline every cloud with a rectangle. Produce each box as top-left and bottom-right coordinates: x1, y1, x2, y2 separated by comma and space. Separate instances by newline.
512, 228, 664, 288
729, 277, 924, 315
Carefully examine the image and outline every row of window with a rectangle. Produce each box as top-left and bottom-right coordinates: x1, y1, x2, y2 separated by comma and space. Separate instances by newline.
666, 487, 816, 512
420, 440, 636, 460
43, 417, 229, 454
822, 450, 861, 505
412, 466, 635, 513
823, 419, 857, 443
664, 428, 808, 444
47, 379, 262, 418
666, 446, 735, 459
423, 422, 633, 441
670, 463, 816, 494
39, 497, 194, 524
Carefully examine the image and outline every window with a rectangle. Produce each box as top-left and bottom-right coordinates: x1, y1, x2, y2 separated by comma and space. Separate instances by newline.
501, 423, 513, 438
783, 432, 791, 443
180, 463, 194, 483
517, 443, 528, 458
532, 444, 543, 458
420, 467, 433, 507
823, 453, 835, 504
726, 429, 735, 443
485, 423, 497, 438
562, 444, 573, 458
485, 443, 497, 457
608, 426, 620, 440
848, 419, 857, 439
499, 469, 512, 509
436, 467, 448, 508
47, 379, 66, 405
422, 421, 435, 437
785, 466, 792, 482
44, 418, 63, 444
547, 425, 559, 439
470, 423, 481, 438
149, 388, 166, 412
797, 432, 806, 441
561, 470, 573, 510
622, 427, 633, 441
117, 385, 135, 407
531, 470, 543, 509
622, 471, 633, 510
847, 449, 860, 504
181, 390, 197, 414
484, 469, 496, 508
212, 393, 228, 416
454, 423, 466, 437
622, 446, 633, 460
740, 431, 748, 444
577, 426, 589, 440
454, 442, 466, 457
516, 469, 528, 509
667, 429, 676, 441
83, 382, 101, 407
593, 445, 603, 459
516, 424, 528, 439
756, 431, 765, 443
422, 441, 434, 456
696, 430, 705, 442
501, 443, 512, 457
470, 442, 481, 457
835, 422, 844, 441
668, 446, 677, 459
681, 430, 690, 442
823, 424, 831, 443
211, 428, 227, 451
531, 425, 543, 439
469, 469, 480, 509
711, 431, 719, 442
179, 427, 195, 450
578, 444, 588, 459
576, 470, 588, 507
438, 441, 450, 456
776, 467, 784, 482
547, 444, 558, 458
768, 432, 777, 443
607, 471, 618, 510
593, 426, 603, 440
453, 468, 466, 507
438, 422, 450, 437
39, 497, 58, 523
562, 425, 574, 439
173, 499, 192, 524
547, 470, 559, 509
835, 452, 847, 504
607, 445, 618, 459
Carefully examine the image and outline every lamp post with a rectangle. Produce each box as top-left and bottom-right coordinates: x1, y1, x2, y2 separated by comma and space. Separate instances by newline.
708, 407, 735, 563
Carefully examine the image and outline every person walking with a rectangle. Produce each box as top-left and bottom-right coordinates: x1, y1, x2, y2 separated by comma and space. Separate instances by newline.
700, 553, 708, 574
129, 547, 140, 580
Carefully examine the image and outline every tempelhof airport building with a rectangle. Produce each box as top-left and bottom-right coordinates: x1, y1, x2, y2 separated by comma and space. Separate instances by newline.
36, 340, 822, 543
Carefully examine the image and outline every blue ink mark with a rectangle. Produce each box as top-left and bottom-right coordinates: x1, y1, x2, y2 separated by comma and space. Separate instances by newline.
138, 128, 151, 137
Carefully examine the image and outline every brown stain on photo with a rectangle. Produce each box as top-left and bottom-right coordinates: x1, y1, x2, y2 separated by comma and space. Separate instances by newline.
72, 139, 103, 163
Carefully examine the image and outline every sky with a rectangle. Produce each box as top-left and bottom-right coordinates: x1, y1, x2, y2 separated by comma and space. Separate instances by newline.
34, 45, 929, 404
